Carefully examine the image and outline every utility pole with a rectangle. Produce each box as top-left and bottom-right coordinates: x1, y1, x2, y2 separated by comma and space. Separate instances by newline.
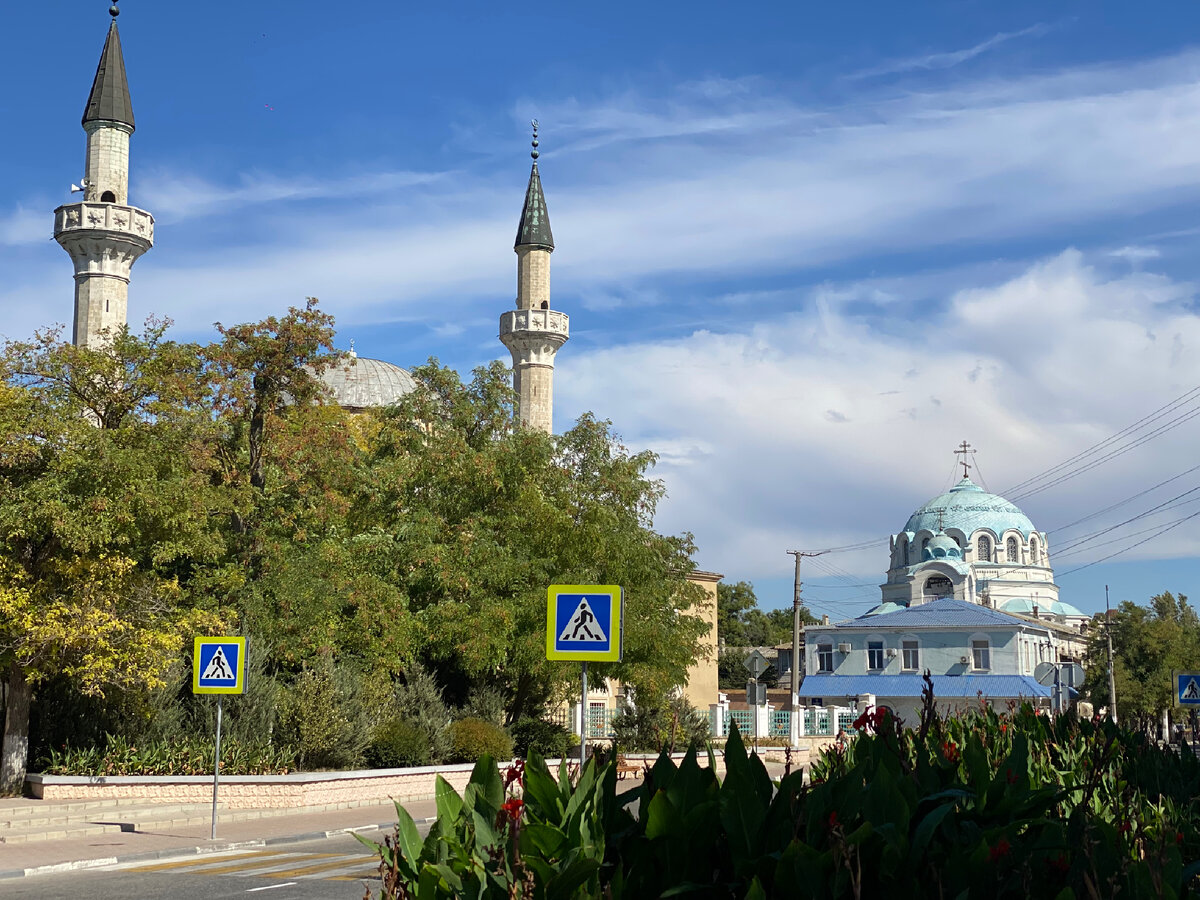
1106, 585, 1118, 725
786, 551, 827, 709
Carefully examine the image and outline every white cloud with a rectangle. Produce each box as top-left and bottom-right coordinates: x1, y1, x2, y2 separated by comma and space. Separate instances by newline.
0, 206, 47, 247
555, 251, 1200, 591
850, 24, 1054, 80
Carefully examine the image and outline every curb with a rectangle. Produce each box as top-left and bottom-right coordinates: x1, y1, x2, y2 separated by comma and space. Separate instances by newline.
0, 816, 436, 880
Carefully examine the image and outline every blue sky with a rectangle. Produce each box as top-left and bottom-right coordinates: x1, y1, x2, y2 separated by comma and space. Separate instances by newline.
5, 1, 1200, 619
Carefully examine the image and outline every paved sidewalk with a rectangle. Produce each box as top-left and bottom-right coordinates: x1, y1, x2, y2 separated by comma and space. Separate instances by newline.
0, 798, 434, 880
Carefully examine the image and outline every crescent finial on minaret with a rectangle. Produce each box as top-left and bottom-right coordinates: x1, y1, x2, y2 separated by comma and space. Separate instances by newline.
110, 1, 120, 17
531, 119, 540, 162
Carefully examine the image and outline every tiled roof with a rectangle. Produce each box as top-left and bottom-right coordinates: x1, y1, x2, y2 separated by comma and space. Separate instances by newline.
798, 674, 1053, 699
835, 598, 1042, 630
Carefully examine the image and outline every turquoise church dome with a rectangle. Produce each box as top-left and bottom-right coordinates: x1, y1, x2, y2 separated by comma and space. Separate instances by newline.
903, 478, 1036, 538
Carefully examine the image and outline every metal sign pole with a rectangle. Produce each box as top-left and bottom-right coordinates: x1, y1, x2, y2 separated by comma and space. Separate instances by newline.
210, 696, 223, 840
580, 662, 588, 771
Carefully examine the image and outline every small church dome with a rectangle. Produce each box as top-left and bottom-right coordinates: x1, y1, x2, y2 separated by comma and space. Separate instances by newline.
904, 478, 1036, 538
923, 534, 961, 560
317, 353, 417, 412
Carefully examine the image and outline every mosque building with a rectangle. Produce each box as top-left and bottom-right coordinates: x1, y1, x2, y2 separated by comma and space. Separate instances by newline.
52, 4, 721, 721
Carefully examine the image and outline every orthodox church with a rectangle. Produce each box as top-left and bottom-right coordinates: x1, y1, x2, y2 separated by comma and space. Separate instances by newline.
798, 448, 1088, 722
873, 448, 1087, 629
51, 5, 721, 719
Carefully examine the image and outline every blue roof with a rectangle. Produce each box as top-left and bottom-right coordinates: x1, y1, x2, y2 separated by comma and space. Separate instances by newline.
837, 598, 1042, 629
799, 674, 1053, 699
904, 478, 1036, 538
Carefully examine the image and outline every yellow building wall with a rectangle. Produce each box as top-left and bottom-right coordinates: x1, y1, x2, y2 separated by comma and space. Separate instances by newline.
682, 570, 722, 711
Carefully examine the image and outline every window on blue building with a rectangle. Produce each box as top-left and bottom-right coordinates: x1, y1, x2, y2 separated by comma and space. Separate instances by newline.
817, 643, 833, 673
867, 641, 884, 670
972, 639, 991, 671
902, 639, 919, 671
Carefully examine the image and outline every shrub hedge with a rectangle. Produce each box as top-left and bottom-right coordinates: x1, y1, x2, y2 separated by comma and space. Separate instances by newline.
448, 717, 513, 763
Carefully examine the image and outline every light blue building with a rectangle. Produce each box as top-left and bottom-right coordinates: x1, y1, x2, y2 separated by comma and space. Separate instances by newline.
796, 467, 1089, 725
801, 598, 1057, 723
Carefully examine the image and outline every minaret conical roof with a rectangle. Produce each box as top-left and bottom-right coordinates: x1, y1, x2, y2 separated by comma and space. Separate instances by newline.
83, 20, 135, 130
514, 163, 554, 251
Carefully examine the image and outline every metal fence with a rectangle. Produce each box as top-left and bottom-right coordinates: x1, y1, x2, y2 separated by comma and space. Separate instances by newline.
587, 706, 617, 739
726, 709, 754, 737
769, 709, 791, 738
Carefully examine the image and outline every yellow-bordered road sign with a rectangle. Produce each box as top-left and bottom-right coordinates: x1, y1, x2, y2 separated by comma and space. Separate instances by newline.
1174, 670, 1200, 706
547, 585, 623, 662
193, 637, 247, 695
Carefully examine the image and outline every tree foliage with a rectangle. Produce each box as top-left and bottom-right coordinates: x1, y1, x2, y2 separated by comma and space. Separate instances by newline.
1084, 590, 1200, 732
0, 306, 711, 787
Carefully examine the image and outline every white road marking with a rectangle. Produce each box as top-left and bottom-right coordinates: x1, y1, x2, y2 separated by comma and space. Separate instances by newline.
245, 883, 297, 893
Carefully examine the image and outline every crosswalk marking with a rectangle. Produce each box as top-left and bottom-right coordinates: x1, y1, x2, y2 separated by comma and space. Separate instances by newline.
124, 849, 379, 882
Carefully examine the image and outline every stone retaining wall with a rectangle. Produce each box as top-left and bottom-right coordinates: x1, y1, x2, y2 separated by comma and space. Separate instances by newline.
22, 750, 756, 808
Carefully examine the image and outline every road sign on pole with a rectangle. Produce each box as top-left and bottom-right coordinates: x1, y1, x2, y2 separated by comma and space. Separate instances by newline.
193, 637, 247, 695
743, 649, 769, 680
546, 585, 623, 662
1174, 671, 1200, 706
193, 637, 247, 841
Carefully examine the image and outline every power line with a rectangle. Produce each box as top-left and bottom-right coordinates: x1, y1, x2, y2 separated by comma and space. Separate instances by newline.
1057, 508, 1200, 577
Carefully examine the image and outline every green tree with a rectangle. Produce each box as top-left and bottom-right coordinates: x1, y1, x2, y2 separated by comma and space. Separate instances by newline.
0, 325, 227, 791
717, 581, 815, 689
1084, 591, 1200, 733
353, 361, 709, 721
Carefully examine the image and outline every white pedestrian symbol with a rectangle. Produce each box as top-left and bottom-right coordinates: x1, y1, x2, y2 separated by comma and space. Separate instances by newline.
202, 646, 235, 681
558, 599, 606, 644
1183, 678, 1200, 701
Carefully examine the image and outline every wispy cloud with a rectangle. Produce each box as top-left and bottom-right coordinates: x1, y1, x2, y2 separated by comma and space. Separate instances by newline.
851, 23, 1054, 80
0, 206, 48, 247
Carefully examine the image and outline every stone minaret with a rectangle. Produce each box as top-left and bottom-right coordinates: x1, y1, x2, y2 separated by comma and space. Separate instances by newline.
54, 2, 154, 349
499, 122, 568, 433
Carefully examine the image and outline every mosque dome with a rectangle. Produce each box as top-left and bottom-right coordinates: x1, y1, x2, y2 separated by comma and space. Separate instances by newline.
317, 353, 417, 412
904, 478, 1036, 538
998, 597, 1085, 619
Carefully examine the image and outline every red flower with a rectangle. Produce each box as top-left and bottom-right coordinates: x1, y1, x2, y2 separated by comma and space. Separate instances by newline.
942, 740, 960, 763
503, 759, 525, 789
1178, 831, 1185, 845
999, 724, 1008, 734
827, 810, 839, 829
500, 796, 524, 824
1006, 769, 1018, 785
1048, 853, 1069, 874
1119, 820, 1132, 835
989, 838, 1011, 862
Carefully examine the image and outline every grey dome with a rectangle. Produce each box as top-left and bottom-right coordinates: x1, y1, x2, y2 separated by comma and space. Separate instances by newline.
317, 354, 416, 411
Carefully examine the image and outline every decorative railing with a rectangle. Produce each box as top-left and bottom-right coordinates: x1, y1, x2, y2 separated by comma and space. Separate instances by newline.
586, 706, 617, 739
499, 309, 569, 337
53, 201, 154, 244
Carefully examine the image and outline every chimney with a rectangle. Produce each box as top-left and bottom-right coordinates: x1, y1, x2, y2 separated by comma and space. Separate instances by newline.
1032, 604, 1039, 619
821, 614, 830, 626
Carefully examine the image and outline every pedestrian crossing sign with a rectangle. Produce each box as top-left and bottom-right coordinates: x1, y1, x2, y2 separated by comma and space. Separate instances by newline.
193, 637, 247, 695
547, 585, 623, 662
1175, 671, 1200, 706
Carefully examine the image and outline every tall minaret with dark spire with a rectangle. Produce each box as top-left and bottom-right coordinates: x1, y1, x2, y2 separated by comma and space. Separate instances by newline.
54, 1, 154, 349
499, 122, 569, 433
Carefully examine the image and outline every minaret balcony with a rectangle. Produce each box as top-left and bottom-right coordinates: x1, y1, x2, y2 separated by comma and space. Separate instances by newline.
499, 308, 569, 340
54, 201, 154, 247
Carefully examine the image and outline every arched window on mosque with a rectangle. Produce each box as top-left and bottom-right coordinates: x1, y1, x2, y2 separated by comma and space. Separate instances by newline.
1029, 536, 1039, 565
977, 536, 991, 561
1007, 536, 1019, 563
922, 537, 930, 557
896, 536, 908, 566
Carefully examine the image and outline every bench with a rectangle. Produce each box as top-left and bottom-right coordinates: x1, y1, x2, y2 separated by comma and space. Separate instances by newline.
615, 755, 642, 780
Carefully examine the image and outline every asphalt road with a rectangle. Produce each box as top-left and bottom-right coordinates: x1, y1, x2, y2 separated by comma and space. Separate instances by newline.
0, 833, 397, 900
